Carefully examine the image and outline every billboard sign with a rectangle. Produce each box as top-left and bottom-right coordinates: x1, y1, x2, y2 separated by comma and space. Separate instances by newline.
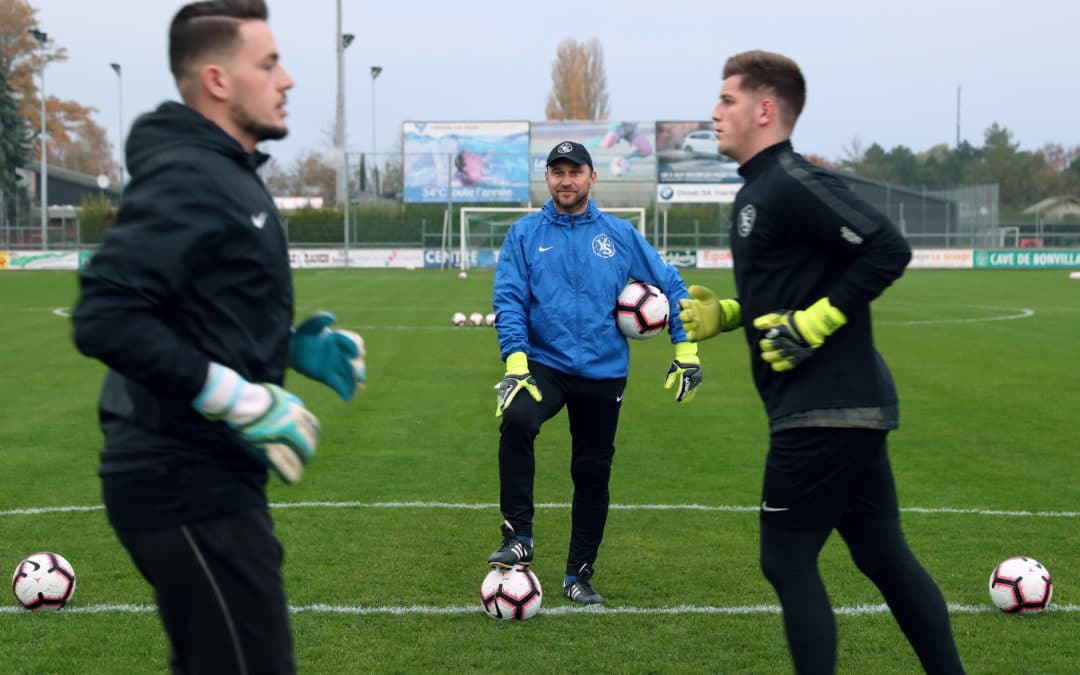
656, 121, 742, 203
403, 121, 530, 203
530, 121, 656, 182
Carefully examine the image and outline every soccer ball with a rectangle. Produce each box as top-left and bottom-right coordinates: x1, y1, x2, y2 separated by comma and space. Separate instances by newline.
480, 565, 542, 621
484, 312, 497, 327
989, 556, 1053, 613
609, 155, 631, 177
458, 271, 468, 279
469, 312, 484, 327
11, 552, 77, 611
616, 281, 669, 339
452, 312, 467, 326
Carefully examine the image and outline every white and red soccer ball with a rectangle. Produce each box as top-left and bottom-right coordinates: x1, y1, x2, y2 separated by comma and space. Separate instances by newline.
616, 281, 668, 339
480, 565, 542, 621
11, 552, 77, 611
989, 556, 1053, 614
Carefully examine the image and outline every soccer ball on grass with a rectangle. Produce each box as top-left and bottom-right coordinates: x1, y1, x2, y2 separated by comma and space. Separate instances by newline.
480, 565, 542, 621
989, 556, 1053, 613
11, 552, 77, 611
616, 281, 668, 339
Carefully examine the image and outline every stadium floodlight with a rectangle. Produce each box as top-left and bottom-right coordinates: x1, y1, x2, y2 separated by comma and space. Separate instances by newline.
110, 63, 124, 189
29, 28, 48, 249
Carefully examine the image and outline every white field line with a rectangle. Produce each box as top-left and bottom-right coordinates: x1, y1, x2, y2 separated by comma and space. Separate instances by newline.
2, 602, 1078, 617
879, 306, 1035, 326
2, 501, 1078, 518
49, 307, 1036, 328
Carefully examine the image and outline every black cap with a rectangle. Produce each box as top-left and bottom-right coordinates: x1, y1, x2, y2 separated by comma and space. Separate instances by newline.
546, 141, 593, 170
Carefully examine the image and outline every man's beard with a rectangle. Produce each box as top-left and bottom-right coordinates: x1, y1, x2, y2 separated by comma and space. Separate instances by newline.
231, 101, 288, 143
552, 189, 588, 214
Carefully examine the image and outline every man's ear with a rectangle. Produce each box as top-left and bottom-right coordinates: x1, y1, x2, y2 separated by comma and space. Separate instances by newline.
757, 97, 779, 128
201, 63, 230, 102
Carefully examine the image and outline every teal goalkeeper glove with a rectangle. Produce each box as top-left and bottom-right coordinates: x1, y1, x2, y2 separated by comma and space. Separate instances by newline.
752, 297, 848, 372
677, 285, 742, 341
494, 352, 543, 417
193, 363, 320, 483
664, 342, 702, 403
290, 311, 366, 401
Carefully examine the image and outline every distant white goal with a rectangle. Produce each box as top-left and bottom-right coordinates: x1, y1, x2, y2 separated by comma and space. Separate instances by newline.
457, 206, 647, 272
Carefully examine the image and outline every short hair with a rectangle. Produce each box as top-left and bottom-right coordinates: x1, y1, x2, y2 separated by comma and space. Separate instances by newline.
722, 50, 806, 126
168, 0, 268, 85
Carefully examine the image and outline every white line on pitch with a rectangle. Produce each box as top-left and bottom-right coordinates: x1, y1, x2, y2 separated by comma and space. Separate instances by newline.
2, 602, 1077, 616
2, 502, 1078, 518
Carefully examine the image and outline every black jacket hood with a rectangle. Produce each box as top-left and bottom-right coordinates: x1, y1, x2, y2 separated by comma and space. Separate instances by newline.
125, 101, 269, 177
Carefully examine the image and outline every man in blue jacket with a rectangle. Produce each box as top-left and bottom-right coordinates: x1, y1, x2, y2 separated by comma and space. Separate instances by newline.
487, 141, 702, 604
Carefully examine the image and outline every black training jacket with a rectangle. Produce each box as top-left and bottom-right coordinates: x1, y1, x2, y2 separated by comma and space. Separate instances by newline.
729, 141, 912, 432
72, 101, 293, 474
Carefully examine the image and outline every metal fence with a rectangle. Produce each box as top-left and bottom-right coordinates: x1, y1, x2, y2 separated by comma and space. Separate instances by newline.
10, 156, 1080, 251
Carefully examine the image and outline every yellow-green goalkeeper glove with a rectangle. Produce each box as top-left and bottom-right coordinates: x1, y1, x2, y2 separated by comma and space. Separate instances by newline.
494, 352, 543, 417
752, 297, 847, 372
664, 342, 702, 403
677, 285, 742, 341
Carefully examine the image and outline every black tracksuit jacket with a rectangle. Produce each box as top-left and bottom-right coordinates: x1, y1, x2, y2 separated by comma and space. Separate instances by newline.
72, 102, 293, 525
729, 141, 912, 432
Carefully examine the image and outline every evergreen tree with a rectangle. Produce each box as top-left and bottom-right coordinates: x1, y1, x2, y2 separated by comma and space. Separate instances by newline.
0, 55, 31, 227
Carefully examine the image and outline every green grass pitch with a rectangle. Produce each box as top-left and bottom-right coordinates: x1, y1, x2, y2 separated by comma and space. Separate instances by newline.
1, 268, 1078, 673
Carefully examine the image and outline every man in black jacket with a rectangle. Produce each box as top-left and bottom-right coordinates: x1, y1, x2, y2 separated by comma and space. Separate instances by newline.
72, 2, 364, 673
678, 50, 965, 674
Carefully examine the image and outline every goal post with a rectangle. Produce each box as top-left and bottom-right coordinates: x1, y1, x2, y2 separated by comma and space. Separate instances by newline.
458, 206, 647, 272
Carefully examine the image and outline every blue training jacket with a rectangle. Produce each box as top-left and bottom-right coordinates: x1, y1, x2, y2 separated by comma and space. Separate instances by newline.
493, 199, 689, 379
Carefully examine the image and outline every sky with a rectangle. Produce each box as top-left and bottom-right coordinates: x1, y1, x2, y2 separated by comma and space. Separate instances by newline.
29, 0, 1080, 173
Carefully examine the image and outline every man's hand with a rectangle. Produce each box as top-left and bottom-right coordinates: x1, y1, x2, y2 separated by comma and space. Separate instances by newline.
677, 285, 742, 341
494, 352, 542, 417
193, 363, 320, 484
290, 311, 366, 401
752, 297, 847, 372
664, 342, 702, 403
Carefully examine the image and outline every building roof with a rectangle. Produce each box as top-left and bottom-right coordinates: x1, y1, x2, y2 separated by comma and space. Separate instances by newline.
1022, 195, 1080, 214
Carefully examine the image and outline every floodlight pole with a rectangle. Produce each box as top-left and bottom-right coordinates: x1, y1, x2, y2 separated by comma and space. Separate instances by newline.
334, 0, 354, 206
29, 28, 48, 249
110, 63, 124, 189
371, 66, 382, 195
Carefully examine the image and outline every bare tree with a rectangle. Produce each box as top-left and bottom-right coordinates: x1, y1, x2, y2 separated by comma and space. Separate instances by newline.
545, 37, 609, 120
1, 0, 116, 177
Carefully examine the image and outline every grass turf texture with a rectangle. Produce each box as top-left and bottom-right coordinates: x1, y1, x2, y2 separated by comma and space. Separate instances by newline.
0, 268, 1078, 673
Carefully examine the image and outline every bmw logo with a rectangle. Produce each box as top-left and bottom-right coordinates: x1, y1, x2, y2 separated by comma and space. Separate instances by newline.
659, 186, 674, 200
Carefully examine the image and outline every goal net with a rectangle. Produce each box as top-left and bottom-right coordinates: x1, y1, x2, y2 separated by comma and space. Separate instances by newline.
456, 206, 647, 272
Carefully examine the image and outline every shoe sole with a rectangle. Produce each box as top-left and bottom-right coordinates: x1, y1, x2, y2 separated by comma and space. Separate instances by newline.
488, 560, 532, 569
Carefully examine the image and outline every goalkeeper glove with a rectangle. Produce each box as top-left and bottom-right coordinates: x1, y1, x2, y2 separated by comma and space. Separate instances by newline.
494, 352, 543, 417
752, 297, 847, 372
677, 285, 742, 341
664, 341, 702, 403
193, 363, 320, 484
290, 311, 366, 401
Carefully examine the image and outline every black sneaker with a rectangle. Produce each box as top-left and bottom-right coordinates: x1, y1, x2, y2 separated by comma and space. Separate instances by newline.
487, 520, 534, 568
563, 563, 604, 605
